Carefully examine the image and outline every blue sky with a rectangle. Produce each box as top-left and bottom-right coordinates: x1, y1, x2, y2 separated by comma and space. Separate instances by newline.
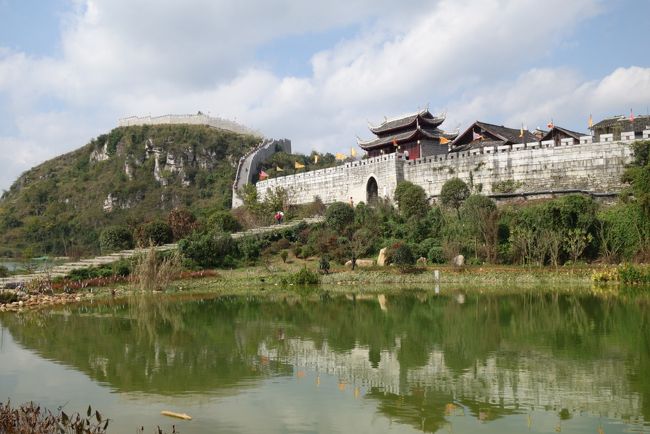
0, 0, 649, 191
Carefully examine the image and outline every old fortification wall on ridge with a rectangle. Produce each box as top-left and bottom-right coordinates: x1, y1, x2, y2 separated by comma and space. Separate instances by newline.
118, 113, 261, 137
256, 134, 645, 206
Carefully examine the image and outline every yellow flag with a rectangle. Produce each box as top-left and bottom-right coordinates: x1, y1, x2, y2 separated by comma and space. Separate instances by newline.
588, 114, 593, 128
351, 147, 357, 158
439, 137, 450, 145
276, 166, 284, 172
519, 125, 524, 138
335, 153, 346, 161
314, 155, 319, 164
295, 161, 305, 169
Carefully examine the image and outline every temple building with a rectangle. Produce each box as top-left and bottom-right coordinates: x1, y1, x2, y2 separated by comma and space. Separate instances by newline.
591, 115, 650, 141
450, 121, 538, 152
539, 126, 586, 145
357, 109, 458, 159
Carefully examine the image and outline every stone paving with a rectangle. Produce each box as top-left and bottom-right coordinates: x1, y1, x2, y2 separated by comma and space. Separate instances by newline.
0, 216, 323, 289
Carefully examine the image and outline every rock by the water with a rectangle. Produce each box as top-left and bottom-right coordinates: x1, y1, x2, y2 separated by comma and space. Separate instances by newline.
452, 255, 465, 267
377, 248, 388, 266
417, 257, 427, 265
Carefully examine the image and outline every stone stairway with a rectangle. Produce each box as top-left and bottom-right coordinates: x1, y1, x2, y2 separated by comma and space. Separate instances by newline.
0, 217, 323, 289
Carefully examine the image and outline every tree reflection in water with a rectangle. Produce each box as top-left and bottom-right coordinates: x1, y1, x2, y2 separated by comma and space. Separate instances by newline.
1, 289, 649, 431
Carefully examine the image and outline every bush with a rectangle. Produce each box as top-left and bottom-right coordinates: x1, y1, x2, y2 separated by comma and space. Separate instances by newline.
135, 221, 173, 246
99, 226, 133, 252
319, 256, 330, 273
0, 401, 109, 434
178, 231, 237, 268
168, 207, 198, 240
280, 250, 289, 263
427, 245, 445, 264
0, 291, 18, 304
618, 264, 650, 284
291, 267, 320, 285
0, 265, 9, 278
325, 202, 355, 232
388, 243, 415, 266
238, 237, 263, 262
208, 210, 242, 233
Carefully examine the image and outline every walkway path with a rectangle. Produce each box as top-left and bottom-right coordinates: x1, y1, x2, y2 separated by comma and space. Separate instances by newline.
0, 217, 323, 289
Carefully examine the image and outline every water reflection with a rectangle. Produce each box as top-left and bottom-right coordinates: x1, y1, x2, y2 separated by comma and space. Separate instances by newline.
1, 290, 649, 433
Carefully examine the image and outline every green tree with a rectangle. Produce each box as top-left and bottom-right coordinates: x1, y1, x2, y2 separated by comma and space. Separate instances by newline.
440, 178, 470, 218
135, 221, 173, 246
208, 211, 242, 233
99, 226, 134, 252
460, 195, 499, 263
325, 202, 355, 233
394, 181, 429, 219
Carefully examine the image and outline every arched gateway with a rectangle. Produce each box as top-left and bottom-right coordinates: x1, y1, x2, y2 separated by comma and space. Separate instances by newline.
366, 177, 379, 204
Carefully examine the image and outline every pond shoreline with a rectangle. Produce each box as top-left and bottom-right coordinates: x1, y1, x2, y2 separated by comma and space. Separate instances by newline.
1, 263, 635, 313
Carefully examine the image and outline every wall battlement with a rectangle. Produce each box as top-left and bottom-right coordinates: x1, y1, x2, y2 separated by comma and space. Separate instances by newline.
255, 134, 638, 206
118, 113, 261, 137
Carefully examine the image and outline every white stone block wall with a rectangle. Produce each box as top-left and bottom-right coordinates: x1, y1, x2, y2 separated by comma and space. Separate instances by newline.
118, 113, 261, 137
255, 140, 633, 206
256, 154, 403, 205
403, 140, 632, 197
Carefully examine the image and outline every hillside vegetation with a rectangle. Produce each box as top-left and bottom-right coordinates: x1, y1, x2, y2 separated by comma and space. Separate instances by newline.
0, 125, 260, 257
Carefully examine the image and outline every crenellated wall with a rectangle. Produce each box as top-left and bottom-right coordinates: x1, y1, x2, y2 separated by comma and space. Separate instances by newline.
118, 113, 261, 137
256, 134, 641, 205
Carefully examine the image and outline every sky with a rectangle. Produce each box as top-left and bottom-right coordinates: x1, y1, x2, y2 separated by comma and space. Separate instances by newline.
0, 0, 649, 191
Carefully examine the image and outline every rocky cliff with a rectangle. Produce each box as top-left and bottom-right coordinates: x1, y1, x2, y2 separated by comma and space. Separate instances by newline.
0, 124, 260, 256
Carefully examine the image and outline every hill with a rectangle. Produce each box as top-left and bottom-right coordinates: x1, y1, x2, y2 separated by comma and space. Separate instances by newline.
0, 124, 260, 257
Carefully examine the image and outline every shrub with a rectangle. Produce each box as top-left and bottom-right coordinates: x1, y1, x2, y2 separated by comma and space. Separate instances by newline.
178, 231, 237, 268
319, 256, 330, 273
99, 226, 133, 252
280, 250, 289, 263
427, 245, 445, 264
388, 243, 415, 266
135, 221, 173, 246
325, 202, 355, 232
238, 237, 263, 262
208, 210, 242, 233
168, 207, 198, 240
0, 265, 9, 278
0, 401, 109, 434
291, 267, 320, 285
0, 292, 18, 304
618, 264, 650, 284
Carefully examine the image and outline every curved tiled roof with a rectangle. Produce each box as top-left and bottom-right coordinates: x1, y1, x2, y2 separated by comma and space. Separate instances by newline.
357, 126, 457, 150
368, 109, 445, 135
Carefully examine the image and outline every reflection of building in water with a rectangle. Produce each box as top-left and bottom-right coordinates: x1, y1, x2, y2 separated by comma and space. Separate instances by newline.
259, 339, 642, 421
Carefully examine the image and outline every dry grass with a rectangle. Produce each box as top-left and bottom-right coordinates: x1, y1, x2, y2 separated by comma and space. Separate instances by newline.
132, 247, 181, 291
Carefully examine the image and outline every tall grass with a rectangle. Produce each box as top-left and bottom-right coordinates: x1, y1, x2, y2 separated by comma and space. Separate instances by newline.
132, 247, 181, 291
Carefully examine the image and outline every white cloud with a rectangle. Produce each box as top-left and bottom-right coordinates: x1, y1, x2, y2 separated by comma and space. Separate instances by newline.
1, 0, 645, 193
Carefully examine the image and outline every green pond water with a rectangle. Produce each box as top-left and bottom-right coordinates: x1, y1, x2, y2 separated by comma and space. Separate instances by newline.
1, 289, 649, 433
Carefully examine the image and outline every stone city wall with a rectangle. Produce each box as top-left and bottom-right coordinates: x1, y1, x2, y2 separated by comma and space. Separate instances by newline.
256, 152, 403, 205
405, 138, 634, 198
232, 138, 291, 208
118, 113, 261, 137
256, 136, 639, 205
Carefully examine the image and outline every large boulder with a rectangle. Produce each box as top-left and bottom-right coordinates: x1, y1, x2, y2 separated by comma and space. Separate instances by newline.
452, 254, 465, 267
377, 248, 389, 266
345, 259, 376, 268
